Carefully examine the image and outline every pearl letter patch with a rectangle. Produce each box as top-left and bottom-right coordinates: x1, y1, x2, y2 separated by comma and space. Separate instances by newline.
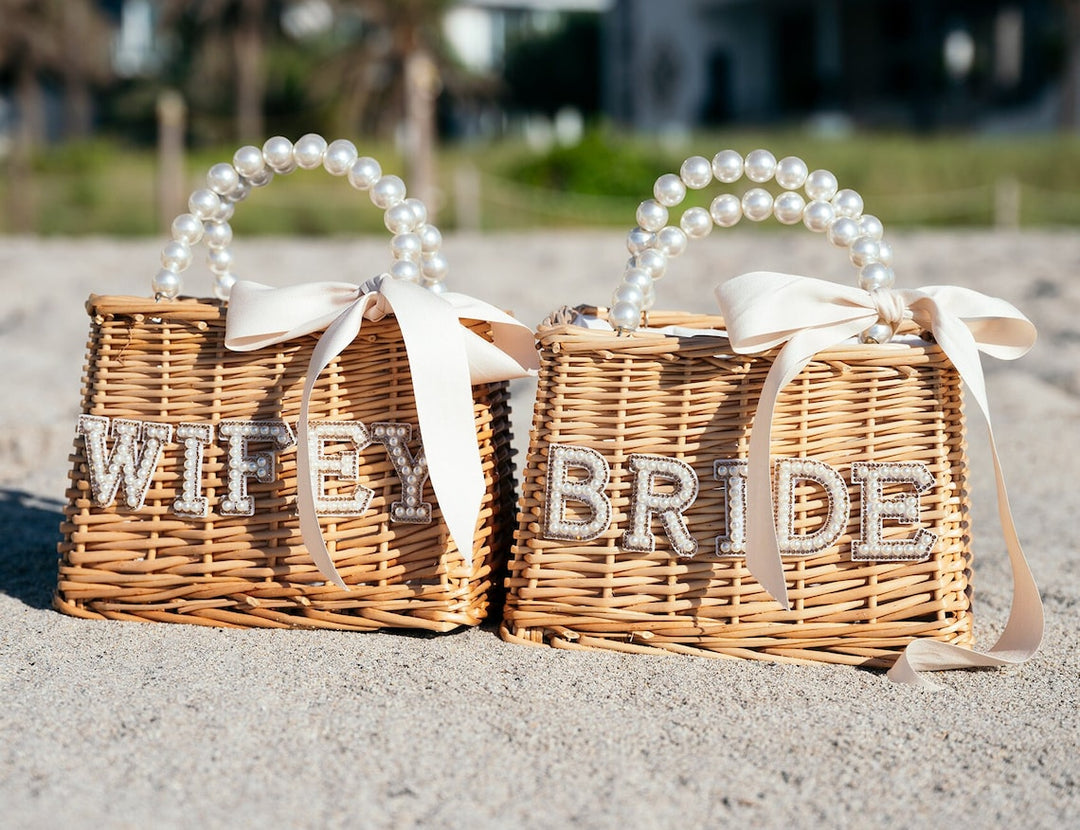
622, 454, 699, 557
714, 460, 749, 556
308, 421, 375, 516
77, 415, 173, 511
218, 420, 295, 516
773, 458, 849, 556
851, 461, 937, 561
543, 443, 612, 542
173, 423, 214, 518
371, 422, 432, 524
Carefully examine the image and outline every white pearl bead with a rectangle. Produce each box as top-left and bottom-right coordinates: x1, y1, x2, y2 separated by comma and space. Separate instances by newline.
860, 322, 894, 344
741, 188, 773, 222
609, 301, 641, 331
213, 200, 235, 222
612, 283, 645, 308
207, 163, 240, 196
802, 199, 835, 232
426, 280, 447, 295
826, 216, 860, 248
403, 198, 427, 227
207, 248, 233, 275
323, 139, 358, 176
213, 273, 236, 301
656, 225, 687, 258
712, 149, 743, 183
203, 221, 232, 250
422, 251, 449, 282
153, 269, 182, 298
859, 262, 895, 291
622, 274, 652, 308
161, 240, 192, 271
233, 145, 265, 178
679, 155, 713, 189
773, 191, 805, 225
417, 223, 442, 252
849, 236, 880, 267
859, 214, 884, 240
390, 259, 421, 282
710, 193, 742, 227
371, 174, 406, 209
775, 156, 809, 190
653, 173, 686, 207
623, 267, 654, 297
636, 199, 668, 233
225, 178, 250, 204
832, 188, 864, 218
171, 213, 203, 245
633, 248, 667, 279
385, 201, 417, 234
805, 169, 839, 201
246, 168, 273, 188
680, 206, 712, 239
293, 133, 327, 170
262, 136, 295, 173
744, 149, 777, 183
876, 239, 894, 266
188, 189, 221, 220
392, 233, 422, 261
347, 156, 382, 191
627, 227, 655, 255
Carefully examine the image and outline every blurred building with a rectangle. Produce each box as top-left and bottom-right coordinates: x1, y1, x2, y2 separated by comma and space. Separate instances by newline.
603, 0, 1064, 133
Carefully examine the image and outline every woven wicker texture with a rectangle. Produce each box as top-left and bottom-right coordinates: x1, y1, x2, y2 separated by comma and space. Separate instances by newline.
502, 309, 973, 668
57, 295, 515, 631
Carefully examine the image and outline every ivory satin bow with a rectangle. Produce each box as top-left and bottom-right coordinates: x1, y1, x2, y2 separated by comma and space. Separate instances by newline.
225, 276, 538, 589
715, 271, 1043, 688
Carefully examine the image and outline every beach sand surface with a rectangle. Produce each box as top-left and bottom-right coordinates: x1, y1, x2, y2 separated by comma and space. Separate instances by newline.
1, 230, 1077, 828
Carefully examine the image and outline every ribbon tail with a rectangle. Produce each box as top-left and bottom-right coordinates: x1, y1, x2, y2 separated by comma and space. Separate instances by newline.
382, 279, 485, 568
888, 306, 1043, 687
295, 296, 377, 589
744, 325, 871, 610
745, 355, 800, 610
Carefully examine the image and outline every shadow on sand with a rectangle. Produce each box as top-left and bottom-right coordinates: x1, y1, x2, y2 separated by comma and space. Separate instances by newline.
0, 489, 61, 610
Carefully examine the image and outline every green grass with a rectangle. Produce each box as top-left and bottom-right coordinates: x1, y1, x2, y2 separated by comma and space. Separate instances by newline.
3, 129, 1080, 235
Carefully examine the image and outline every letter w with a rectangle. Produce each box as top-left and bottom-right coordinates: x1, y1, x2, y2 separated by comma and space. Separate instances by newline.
77, 415, 173, 510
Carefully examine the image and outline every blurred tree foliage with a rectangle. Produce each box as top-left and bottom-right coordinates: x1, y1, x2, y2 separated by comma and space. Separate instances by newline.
108, 0, 468, 146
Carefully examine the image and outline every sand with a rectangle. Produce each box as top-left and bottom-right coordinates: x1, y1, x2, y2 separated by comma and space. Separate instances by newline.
1, 229, 1077, 828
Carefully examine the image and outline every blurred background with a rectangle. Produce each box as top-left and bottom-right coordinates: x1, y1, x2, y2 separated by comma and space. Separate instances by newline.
1, 0, 1080, 235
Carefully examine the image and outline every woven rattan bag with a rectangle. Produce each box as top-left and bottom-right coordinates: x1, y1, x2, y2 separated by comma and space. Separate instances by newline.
57, 135, 537, 631
503, 149, 1042, 685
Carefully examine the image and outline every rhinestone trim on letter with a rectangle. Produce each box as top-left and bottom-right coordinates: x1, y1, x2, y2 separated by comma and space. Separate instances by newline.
773, 457, 849, 557
851, 461, 937, 561
309, 421, 375, 517
714, 459, 749, 556
173, 423, 213, 518
218, 420, 295, 516
371, 422, 432, 524
542, 443, 612, 542
77, 415, 173, 511
621, 454, 699, 557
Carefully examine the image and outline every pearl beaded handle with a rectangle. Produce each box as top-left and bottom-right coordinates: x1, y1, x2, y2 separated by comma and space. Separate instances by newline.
610, 148, 897, 344
153, 133, 449, 301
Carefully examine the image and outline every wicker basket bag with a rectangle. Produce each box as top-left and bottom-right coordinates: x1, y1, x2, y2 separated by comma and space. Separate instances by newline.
502, 149, 1042, 684
56, 135, 537, 631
